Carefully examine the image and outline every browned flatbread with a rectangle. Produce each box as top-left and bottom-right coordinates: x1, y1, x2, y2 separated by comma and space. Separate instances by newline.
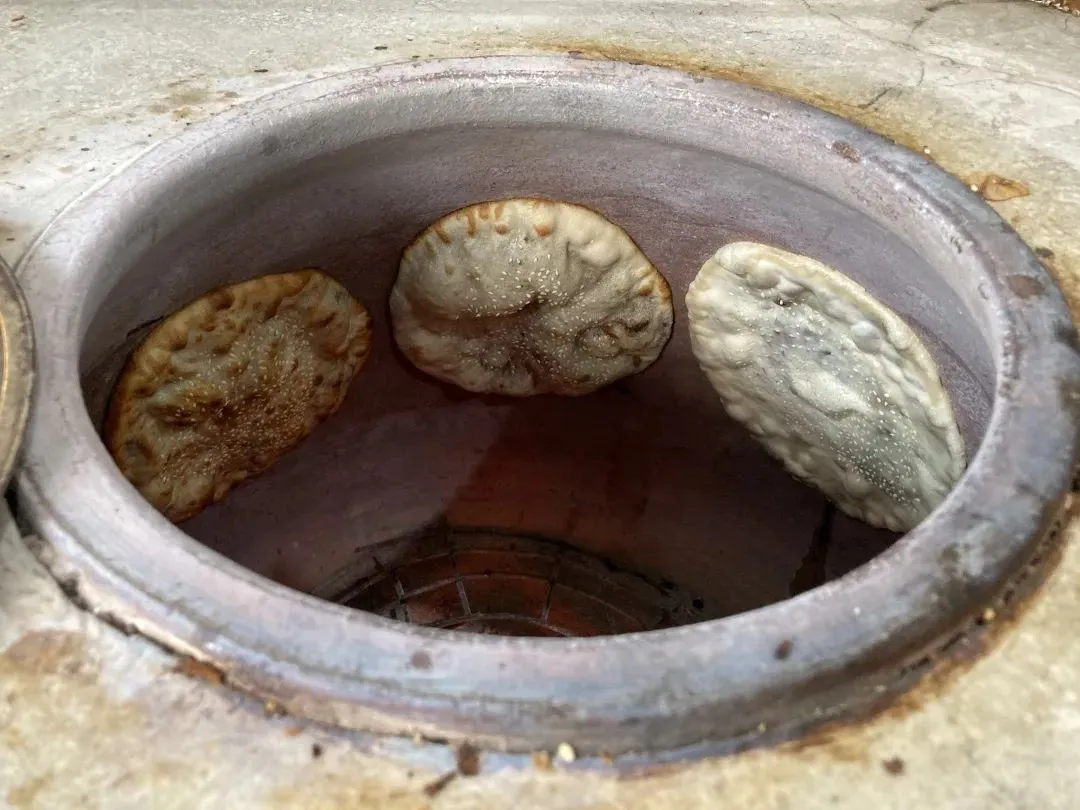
106, 269, 371, 523
390, 198, 673, 396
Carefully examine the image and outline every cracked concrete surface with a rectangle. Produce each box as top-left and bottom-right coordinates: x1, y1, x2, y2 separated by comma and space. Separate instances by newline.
2, 0, 1080, 807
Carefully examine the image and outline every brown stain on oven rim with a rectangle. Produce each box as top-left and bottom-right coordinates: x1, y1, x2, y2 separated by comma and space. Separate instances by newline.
534, 41, 932, 155
1007, 274, 1046, 299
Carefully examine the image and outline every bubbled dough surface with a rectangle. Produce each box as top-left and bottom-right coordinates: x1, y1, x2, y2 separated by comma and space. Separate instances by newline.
390, 199, 674, 396
106, 269, 372, 523
686, 242, 966, 532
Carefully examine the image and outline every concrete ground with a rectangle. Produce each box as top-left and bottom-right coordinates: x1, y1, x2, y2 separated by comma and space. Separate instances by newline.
2, 1, 1080, 807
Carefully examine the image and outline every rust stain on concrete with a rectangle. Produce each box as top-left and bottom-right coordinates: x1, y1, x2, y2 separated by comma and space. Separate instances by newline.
1029, 0, 1080, 14
968, 174, 1031, 202
5, 772, 54, 809
0, 630, 198, 807
171, 656, 227, 686
0, 630, 93, 679
265, 770, 433, 810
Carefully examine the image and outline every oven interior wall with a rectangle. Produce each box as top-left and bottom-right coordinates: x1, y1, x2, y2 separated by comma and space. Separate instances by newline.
79, 126, 994, 620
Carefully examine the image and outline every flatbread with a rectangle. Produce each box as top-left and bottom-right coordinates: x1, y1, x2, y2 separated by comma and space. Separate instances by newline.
686, 242, 965, 532
390, 199, 673, 396
106, 269, 372, 523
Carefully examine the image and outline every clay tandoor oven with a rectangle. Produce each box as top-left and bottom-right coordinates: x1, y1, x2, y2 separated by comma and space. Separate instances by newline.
13, 57, 1080, 758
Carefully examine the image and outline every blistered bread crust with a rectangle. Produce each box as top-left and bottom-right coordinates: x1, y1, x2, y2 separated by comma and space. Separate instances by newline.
106, 269, 372, 523
687, 242, 965, 532
390, 199, 673, 396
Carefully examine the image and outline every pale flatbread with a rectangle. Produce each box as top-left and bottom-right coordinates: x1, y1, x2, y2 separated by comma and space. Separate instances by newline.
686, 242, 965, 532
106, 269, 372, 523
390, 199, 673, 396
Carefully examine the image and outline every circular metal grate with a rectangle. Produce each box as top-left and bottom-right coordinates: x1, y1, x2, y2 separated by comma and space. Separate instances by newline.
335, 528, 705, 637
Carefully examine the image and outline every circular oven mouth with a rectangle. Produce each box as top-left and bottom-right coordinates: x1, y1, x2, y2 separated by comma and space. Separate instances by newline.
13, 56, 1080, 757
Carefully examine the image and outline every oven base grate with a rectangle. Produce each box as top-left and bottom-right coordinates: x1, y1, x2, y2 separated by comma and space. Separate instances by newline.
335, 528, 706, 637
